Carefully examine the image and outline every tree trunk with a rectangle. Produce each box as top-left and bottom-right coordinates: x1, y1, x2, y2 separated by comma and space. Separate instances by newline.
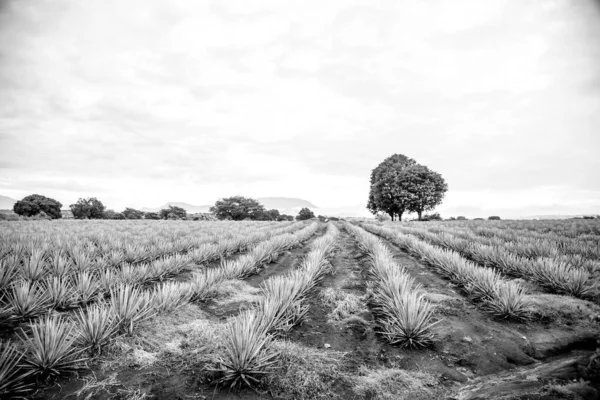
389, 212, 394, 221
417, 210, 422, 220
398, 211, 403, 221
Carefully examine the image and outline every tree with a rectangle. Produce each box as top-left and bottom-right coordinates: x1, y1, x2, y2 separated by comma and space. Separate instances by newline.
13, 194, 62, 219
488, 216, 501, 220
70, 197, 105, 219
422, 212, 442, 221
457, 216, 467, 220
210, 196, 267, 221
266, 209, 280, 221
144, 212, 160, 220
159, 205, 187, 220
104, 210, 125, 220
122, 208, 144, 219
367, 154, 417, 221
401, 164, 448, 221
277, 214, 294, 221
296, 207, 315, 221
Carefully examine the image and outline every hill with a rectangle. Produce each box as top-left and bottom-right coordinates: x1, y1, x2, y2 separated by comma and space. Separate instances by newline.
0, 195, 17, 210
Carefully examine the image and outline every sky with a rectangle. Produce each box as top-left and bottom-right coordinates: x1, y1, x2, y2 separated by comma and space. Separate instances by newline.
1, 0, 599, 218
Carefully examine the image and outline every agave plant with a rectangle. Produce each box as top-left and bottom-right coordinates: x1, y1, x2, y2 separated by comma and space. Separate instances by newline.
0, 342, 33, 398
377, 290, 438, 349
150, 281, 191, 314
44, 276, 77, 310
18, 314, 87, 378
0, 259, 19, 299
7, 281, 49, 320
72, 271, 100, 306
74, 303, 118, 356
20, 249, 47, 281
484, 281, 528, 320
108, 284, 154, 335
211, 311, 279, 391
48, 255, 73, 279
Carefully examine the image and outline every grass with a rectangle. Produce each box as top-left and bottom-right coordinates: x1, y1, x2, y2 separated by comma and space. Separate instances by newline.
352, 366, 445, 400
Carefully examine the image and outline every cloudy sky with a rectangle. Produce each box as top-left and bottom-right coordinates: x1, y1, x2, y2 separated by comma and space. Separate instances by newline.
1, 0, 599, 218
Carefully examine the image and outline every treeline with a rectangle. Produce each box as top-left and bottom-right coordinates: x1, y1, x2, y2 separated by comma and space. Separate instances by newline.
7, 194, 319, 222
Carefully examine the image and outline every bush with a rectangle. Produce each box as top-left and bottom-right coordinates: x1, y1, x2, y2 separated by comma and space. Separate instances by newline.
144, 212, 160, 220
488, 216, 501, 220
456, 216, 467, 220
13, 194, 62, 219
296, 208, 315, 221
421, 213, 442, 221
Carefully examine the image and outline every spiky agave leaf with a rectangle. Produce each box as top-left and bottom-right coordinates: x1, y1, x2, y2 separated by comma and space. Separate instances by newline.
0, 259, 19, 297
18, 314, 87, 378
20, 249, 48, 282
8, 281, 50, 320
0, 342, 34, 399
74, 303, 118, 356
108, 284, 154, 335
211, 311, 279, 391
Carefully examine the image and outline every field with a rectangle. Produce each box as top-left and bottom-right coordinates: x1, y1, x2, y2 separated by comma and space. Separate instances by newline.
1, 219, 600, 400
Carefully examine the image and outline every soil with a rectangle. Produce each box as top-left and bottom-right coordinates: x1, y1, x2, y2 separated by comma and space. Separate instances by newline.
28, 223, 600, 400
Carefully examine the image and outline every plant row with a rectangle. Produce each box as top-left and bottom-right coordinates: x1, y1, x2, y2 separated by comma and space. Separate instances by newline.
390, 224, 595, 299
345, 223, 437, 349
362, 223, 529, 319
0, 222, 310, 328
213, 223, 339, 390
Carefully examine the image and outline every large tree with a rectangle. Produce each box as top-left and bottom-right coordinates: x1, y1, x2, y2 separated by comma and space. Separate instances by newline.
210, 196, 266, 220
367, 155, 448, 221
70, 197, 106, 219
367, 154, 417, 221
401, 164, 448, 220
13, 194, 63, 219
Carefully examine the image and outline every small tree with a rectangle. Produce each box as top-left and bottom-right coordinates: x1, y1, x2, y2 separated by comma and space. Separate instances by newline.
70, 197, 105, 219
13, 194, 62, 219
402, 165, 448, 220
159, 205, 186, 220
144, 212, 160, 220
422, 212, 442, 221
277, 214, 294, 222
457, 216, 467, 220
122, 208, 145, 219
488, 216, 501, 220
210, 196, 266, 221
296, 208, 315, 221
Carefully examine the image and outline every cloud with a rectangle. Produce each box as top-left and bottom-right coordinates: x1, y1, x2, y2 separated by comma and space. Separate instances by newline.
0, 0, 599, 215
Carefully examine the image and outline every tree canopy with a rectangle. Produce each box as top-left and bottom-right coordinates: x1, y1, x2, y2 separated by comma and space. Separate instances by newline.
210, 196, 267, 220
367, 154, 448, 220
144, 212, 160, 220
122, 207, 145, 219
296, 207, 315, 221
159, 205, 187, 220
13, 194, 62, 219
70, 197, 106, 219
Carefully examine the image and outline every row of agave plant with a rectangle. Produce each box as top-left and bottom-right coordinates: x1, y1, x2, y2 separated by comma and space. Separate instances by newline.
0, 222, 309, 327
429, 223, 600, 265
362, 224, 529, 320
392, 224, 595, 299
0, 282, 186, 398
212, 223, 339, 391
345, 224, 438, 349
0, 221, 298, 284
0, 222, 321, 398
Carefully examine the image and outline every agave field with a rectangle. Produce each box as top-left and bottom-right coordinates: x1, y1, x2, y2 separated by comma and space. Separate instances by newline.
1, 218, 599, 399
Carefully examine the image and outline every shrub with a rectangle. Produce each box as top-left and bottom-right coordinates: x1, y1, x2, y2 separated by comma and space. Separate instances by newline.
488, 216, 501, 220
456, 216, 467, 220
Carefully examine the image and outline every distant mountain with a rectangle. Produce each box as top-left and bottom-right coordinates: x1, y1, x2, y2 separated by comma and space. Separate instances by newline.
0, 195, 17, 210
